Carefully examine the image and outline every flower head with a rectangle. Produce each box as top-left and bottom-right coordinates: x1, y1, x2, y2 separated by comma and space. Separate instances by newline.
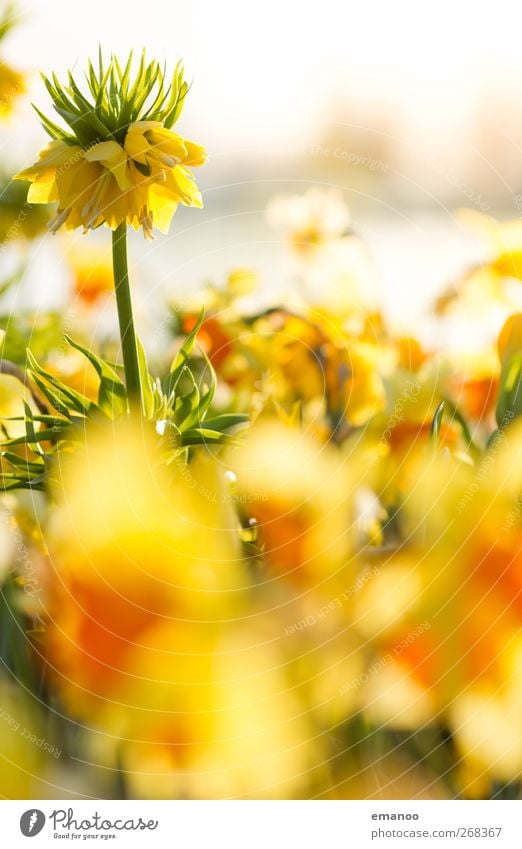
14, 51, 207, 238
266, 187, 351, 254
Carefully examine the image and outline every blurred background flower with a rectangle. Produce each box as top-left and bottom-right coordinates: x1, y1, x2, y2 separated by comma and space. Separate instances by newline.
0, 0, 521, 804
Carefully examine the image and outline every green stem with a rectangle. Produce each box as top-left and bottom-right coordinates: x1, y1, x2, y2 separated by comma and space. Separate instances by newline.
112, 222, 142, 411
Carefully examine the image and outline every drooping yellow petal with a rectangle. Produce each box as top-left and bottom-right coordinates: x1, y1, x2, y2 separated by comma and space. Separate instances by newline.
123, 128, 151, 165
148, 183, 178, 233
14, 140, 81, 183
27, 173, 59, 204
182, 138, 208, 166
146, 127, 188, 162
164, 165, 203, 207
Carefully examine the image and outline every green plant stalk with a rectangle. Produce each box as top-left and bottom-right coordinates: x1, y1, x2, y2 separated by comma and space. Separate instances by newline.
112, 222, 142, 411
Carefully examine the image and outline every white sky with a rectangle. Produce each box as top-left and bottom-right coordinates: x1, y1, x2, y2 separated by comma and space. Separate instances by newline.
4, 0, 522, 330
5, 0, 522, 159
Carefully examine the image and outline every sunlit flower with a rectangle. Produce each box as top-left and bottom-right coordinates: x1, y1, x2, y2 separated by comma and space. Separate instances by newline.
93, 620, 322, 799
267, 188, 378, 318
444, 349, 499, 425
40, 421, 247, 715
457, 209, 522, 281
213, 309, 384, 430
227, 419, 357, 585
267, 187, 351, 254
0, 7, 25, 120
0, 61, 24, 118
66, 245, 114, 307
353, 424, 522, 786
14, 53, 206, 238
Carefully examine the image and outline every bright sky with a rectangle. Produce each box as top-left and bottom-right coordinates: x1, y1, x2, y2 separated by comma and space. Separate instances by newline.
5, 0, 522, 160
4, 0, 522, 330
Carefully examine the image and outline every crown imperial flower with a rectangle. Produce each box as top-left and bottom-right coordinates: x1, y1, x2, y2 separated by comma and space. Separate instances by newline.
14, 51, 207, 238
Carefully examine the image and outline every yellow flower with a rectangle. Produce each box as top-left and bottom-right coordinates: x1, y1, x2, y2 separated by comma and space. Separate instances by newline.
94, 621, 322, 799
266, 187, 351, 254
353, 425, 522, 784
0, 61, 24, 118
217, 309, 384, 430
0, 366, 39, 439
458, 209, 522, 280
16, 123, 206, 239
65, 245, 115, 307
227, 419, 357, 585
41, 420, 247, 716
0, 6, 25, 120
14, 53, 207, 238
45, 348, 100, 402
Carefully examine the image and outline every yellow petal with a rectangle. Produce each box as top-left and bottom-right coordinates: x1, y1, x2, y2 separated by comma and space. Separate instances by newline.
14, 140, 81, 182
164, 166, 203, 208
147, 128, 188, 163
124, 128, 151, 165
84, 141, 125, 165
27, 174, 58, 204
498, 314, 522, 363
183, 139, 208, 166
149, 184, 178, 233
84, 141, 132, 192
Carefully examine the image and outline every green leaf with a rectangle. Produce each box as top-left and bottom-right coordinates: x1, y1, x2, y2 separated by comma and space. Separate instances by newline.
166, 309, 204, 398
26, 349, 91, 416
65, 336, 126, 418
136, 336, 156, 419
25, 373, 69, 418
180, 427, 234, 446
197, 352, 217, 420
430, 401, 445, 444
4, 426, 79, 448
0, 452, 45, 475
441, 396, 481, 459
32, 104, 76, 144
202, 413, 250, 432
174, 371, 200, 430
496, 352, 522, 428
21, 400, 44, 456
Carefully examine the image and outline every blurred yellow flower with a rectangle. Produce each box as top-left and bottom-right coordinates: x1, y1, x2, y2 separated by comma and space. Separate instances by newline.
353, 424, 522, 784
41, 421, 247, 715
66, 246, 114, 307
267, 187, 351, 254
97, 621, 322, 799
458, 209, 522, 281
0, 61, 24, 117
227, 419, 356, 585
0, 369, 39, 439
218, 309, 384, 430
0, 5, 25, 120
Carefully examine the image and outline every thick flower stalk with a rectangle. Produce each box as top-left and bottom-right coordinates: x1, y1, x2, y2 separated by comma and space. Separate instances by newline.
14, 51, 207, 407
